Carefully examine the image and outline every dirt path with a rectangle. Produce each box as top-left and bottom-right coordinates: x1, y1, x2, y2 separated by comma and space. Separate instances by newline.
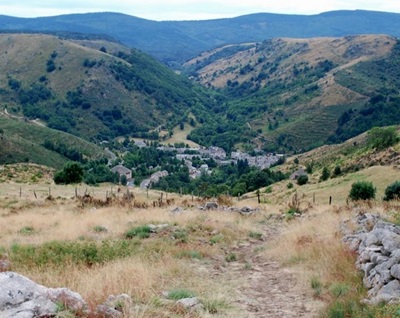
202, 225, 323, 317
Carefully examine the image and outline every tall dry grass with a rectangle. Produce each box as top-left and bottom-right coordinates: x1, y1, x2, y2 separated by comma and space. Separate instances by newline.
0, 191, 265, 317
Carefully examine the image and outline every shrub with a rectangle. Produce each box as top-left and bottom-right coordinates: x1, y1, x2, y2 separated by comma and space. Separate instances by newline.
320, 166, 330, 182
248, 231, 263, 239
287, 182, 294, 189
332, 165, 342, 177
367, 126, 398, 150
348, 181, 376, 201
225, 252, 237, 262
172, 229, 188, 243
384, 181, 400, 201
125, 225, 151, 239
54, 162, 83, 185
297, 175, 309, 185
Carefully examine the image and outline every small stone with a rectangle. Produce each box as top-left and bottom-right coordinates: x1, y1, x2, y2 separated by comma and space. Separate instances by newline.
176, 297, 202, 310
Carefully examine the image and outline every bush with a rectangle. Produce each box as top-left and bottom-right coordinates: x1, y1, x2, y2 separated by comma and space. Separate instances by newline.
367, 126, 398, 150
332, 165, 342, 177
125, 225, 151, 239
297, 175, 308, 186
320, 166, 330, 182
348, 181, 376, 201
54, 162, 83, 184
384, 181, 400, 201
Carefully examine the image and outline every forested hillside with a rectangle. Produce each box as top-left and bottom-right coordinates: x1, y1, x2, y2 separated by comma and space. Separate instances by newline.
0, 34, 214, 142
183, 35, 400, 153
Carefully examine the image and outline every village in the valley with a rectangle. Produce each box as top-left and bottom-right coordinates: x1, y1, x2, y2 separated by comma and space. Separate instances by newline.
111, 140, 284, 189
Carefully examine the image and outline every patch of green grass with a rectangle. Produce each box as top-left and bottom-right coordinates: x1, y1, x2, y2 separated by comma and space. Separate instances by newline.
329, 283, 350, 299
166, 289, 196, 300
172, 229, 188, 243
125, 225, 151, 239
225, 252, 237, 262
176, 250, 203, 259
9, 238, 140, 268
93, 225, 108, 233
311, 276, 323, 297
203, 298, 230, 314
19, 226, 36, 235
209, 234, 224, 245
243, 262, 253, 270
253, 246, 266, 254
248, 231, 263, 239
264, 186, 273, 193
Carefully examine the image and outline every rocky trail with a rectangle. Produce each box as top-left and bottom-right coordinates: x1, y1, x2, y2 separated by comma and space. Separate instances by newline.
200, 224, 322, 318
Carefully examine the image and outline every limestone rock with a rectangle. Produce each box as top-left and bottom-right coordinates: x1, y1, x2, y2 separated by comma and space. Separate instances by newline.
176, 297, 202, 310
0, 272, 87, 317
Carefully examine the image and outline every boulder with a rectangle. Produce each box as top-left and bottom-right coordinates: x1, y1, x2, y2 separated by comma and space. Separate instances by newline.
0, 272, 87, 317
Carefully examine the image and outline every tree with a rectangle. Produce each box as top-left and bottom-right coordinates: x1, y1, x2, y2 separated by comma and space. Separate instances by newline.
332, 165, 341, 177
54, 162, 84, 184
320, 166, 330, 182
306, 161, 314, 174
120, 174, 128, 186
297, 175, 308, 186
367, 126, 398, 150
349, 181, 376, 201
384, 181, 400, 201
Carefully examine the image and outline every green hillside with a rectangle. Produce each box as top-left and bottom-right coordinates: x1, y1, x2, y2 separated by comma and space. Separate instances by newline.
0, 33, 213, 142
184, 35, 400, 153
0, 115, 104, 168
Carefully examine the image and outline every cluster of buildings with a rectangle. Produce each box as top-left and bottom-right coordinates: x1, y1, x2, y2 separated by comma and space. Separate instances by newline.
112, 143, 284, 188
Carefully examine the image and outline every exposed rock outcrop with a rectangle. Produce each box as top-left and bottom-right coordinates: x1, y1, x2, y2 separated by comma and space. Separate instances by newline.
0, 272, 133, 317
342, 212, 400, 304
0, 272, 87, 317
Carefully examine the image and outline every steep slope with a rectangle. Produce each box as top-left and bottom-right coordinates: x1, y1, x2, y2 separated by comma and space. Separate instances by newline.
0, 10, 400, 64
0, 114, 104, 168
183, 35, 399, 152
0, 33, 212, 141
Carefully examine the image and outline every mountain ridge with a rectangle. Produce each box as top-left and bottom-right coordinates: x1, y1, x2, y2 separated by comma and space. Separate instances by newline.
0, 10, 400, 64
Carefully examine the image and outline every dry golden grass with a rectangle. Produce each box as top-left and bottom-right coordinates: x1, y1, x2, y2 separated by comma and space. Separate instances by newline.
159, 125, 200, 148
3, 168, 397, 316
0, 183, 268, 317
261, 166, 400, 206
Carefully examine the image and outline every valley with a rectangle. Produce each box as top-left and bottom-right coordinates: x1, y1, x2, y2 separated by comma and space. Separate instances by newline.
1, 8, 400, 318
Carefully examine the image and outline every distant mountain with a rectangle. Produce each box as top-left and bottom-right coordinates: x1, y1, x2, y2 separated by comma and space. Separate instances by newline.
0, 10, 400, 64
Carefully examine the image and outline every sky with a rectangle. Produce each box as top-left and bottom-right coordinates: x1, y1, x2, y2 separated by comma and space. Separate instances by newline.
1, 1, 400, 21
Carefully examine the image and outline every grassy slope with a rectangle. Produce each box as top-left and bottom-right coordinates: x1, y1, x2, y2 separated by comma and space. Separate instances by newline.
0, 33, 210, 142
184, 35, 397, 151
0, 115, 104, 168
